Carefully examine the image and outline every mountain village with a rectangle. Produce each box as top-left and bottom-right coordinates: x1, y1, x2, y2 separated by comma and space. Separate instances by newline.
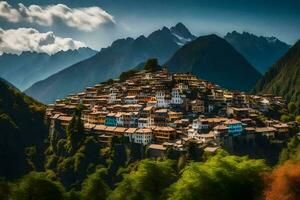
46, 67, 299, 157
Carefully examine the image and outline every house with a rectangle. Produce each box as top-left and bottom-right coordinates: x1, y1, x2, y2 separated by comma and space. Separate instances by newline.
212, 89, 224, 101
93, 125, 107, 135
273, 123, 289, 138
131, 128, 153, 145
224, 119, 243, 136
138, 117, 151, 128
213, 125, 228, 137
124, 95, 138, 104
191, 99, 205, 113
156, 91, 170, 108
192, 119, 202, 133
171, 88, 184, 105
147, 144, 166, 158
154, 109, 168, 126
113, 127, 127, 136
108, 92, 117, 104
124, 128, 137, 142
196, 132, 217, 143
168, 111, 183, 123
115, 112, 124, 127
141, 106, 155, 118
57, 115, 73, 127
105, 113, 117, 126
255, 127, 276, 139
153, 126, 176, 143
227, 107, 250, 119
187, 128, 200, 139
273, 123, 289, 133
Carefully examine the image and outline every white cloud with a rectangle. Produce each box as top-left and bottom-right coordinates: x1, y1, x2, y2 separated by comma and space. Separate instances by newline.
0, 1, 115, 32
0, 28, 86, 55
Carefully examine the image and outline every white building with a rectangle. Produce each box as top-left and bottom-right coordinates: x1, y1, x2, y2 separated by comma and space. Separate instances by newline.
133, 128, 153, 145
115, 113, 124, 127
125, 128, 153, 145
156, 91, 170, 108
108, 92, 117, 104
138, 117, 154, 128
192, 119, 202, 132
124, 95, 138, 104
171, 88, 184, 105
187, 128, 199, 138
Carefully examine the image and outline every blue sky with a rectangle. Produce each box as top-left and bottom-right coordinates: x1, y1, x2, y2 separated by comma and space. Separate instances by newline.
1, 0, 300, 52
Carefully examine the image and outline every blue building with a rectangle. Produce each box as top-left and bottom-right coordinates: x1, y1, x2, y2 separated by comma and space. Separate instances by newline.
224, 119, 243, 136
105, 113, 117, 126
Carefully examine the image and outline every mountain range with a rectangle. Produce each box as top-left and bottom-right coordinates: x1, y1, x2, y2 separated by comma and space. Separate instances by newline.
253, 39, 300, 111
165, 34, 261, 91
25, 23, 196, 103
0, 47, 96, 90
224, 31, 290, 73
23, 23, 290, 104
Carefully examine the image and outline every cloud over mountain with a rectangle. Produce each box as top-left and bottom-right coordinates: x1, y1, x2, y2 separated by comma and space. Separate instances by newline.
0, 28, 86, 55
0, 1, 115, 31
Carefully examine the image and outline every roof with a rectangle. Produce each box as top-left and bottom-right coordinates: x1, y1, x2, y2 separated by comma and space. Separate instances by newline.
204, 147, 220, 153
155, 109, 168, 113
143, 106, 153, 111
105, 126, 116, 132
198, 133, 215, 138
58, 116, 72, 122
114, 127, 127, 133
107, 113, 116, 117
153, 126, 175, 132
224, 119, 241, 125
200, 117, 227, 123
125, 128, 137, 134
84, 123, 96, 129
94, 125, 107, 131
255, 127, 276, 133
148, 144, 166, 151
136, 128, 152, 133
213, 125, 228, 130
273, 123, 289, 128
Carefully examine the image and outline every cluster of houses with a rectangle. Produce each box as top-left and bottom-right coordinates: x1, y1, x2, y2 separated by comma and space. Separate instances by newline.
46, 69, 298, 155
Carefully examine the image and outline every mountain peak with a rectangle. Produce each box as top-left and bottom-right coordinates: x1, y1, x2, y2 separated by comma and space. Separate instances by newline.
162, 26, 170, 32
224, 31, 290, 73
172, 22, 187, 31
165, 34, 261, 92
170, 22, 196, 42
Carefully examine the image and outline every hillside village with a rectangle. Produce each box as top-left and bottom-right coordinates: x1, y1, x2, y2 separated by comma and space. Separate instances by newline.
46, 66, 299, 158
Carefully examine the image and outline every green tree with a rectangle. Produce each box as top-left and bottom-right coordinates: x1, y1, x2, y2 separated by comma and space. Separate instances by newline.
279, 136, 300, 164
0, 178, 10, 200
81, 168, 110, 200
280, 114, 294, 122
66, 105, 85, 154
288, 102, 297, 114
296, 115, 300, 123
144, 58, 161, 72
108, 159, 176, 200
11, 172, 65, 200
64, 190, 81, 200
119, 70, 138, 81
177, 154, 187, 172
166, 150, 268, 200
